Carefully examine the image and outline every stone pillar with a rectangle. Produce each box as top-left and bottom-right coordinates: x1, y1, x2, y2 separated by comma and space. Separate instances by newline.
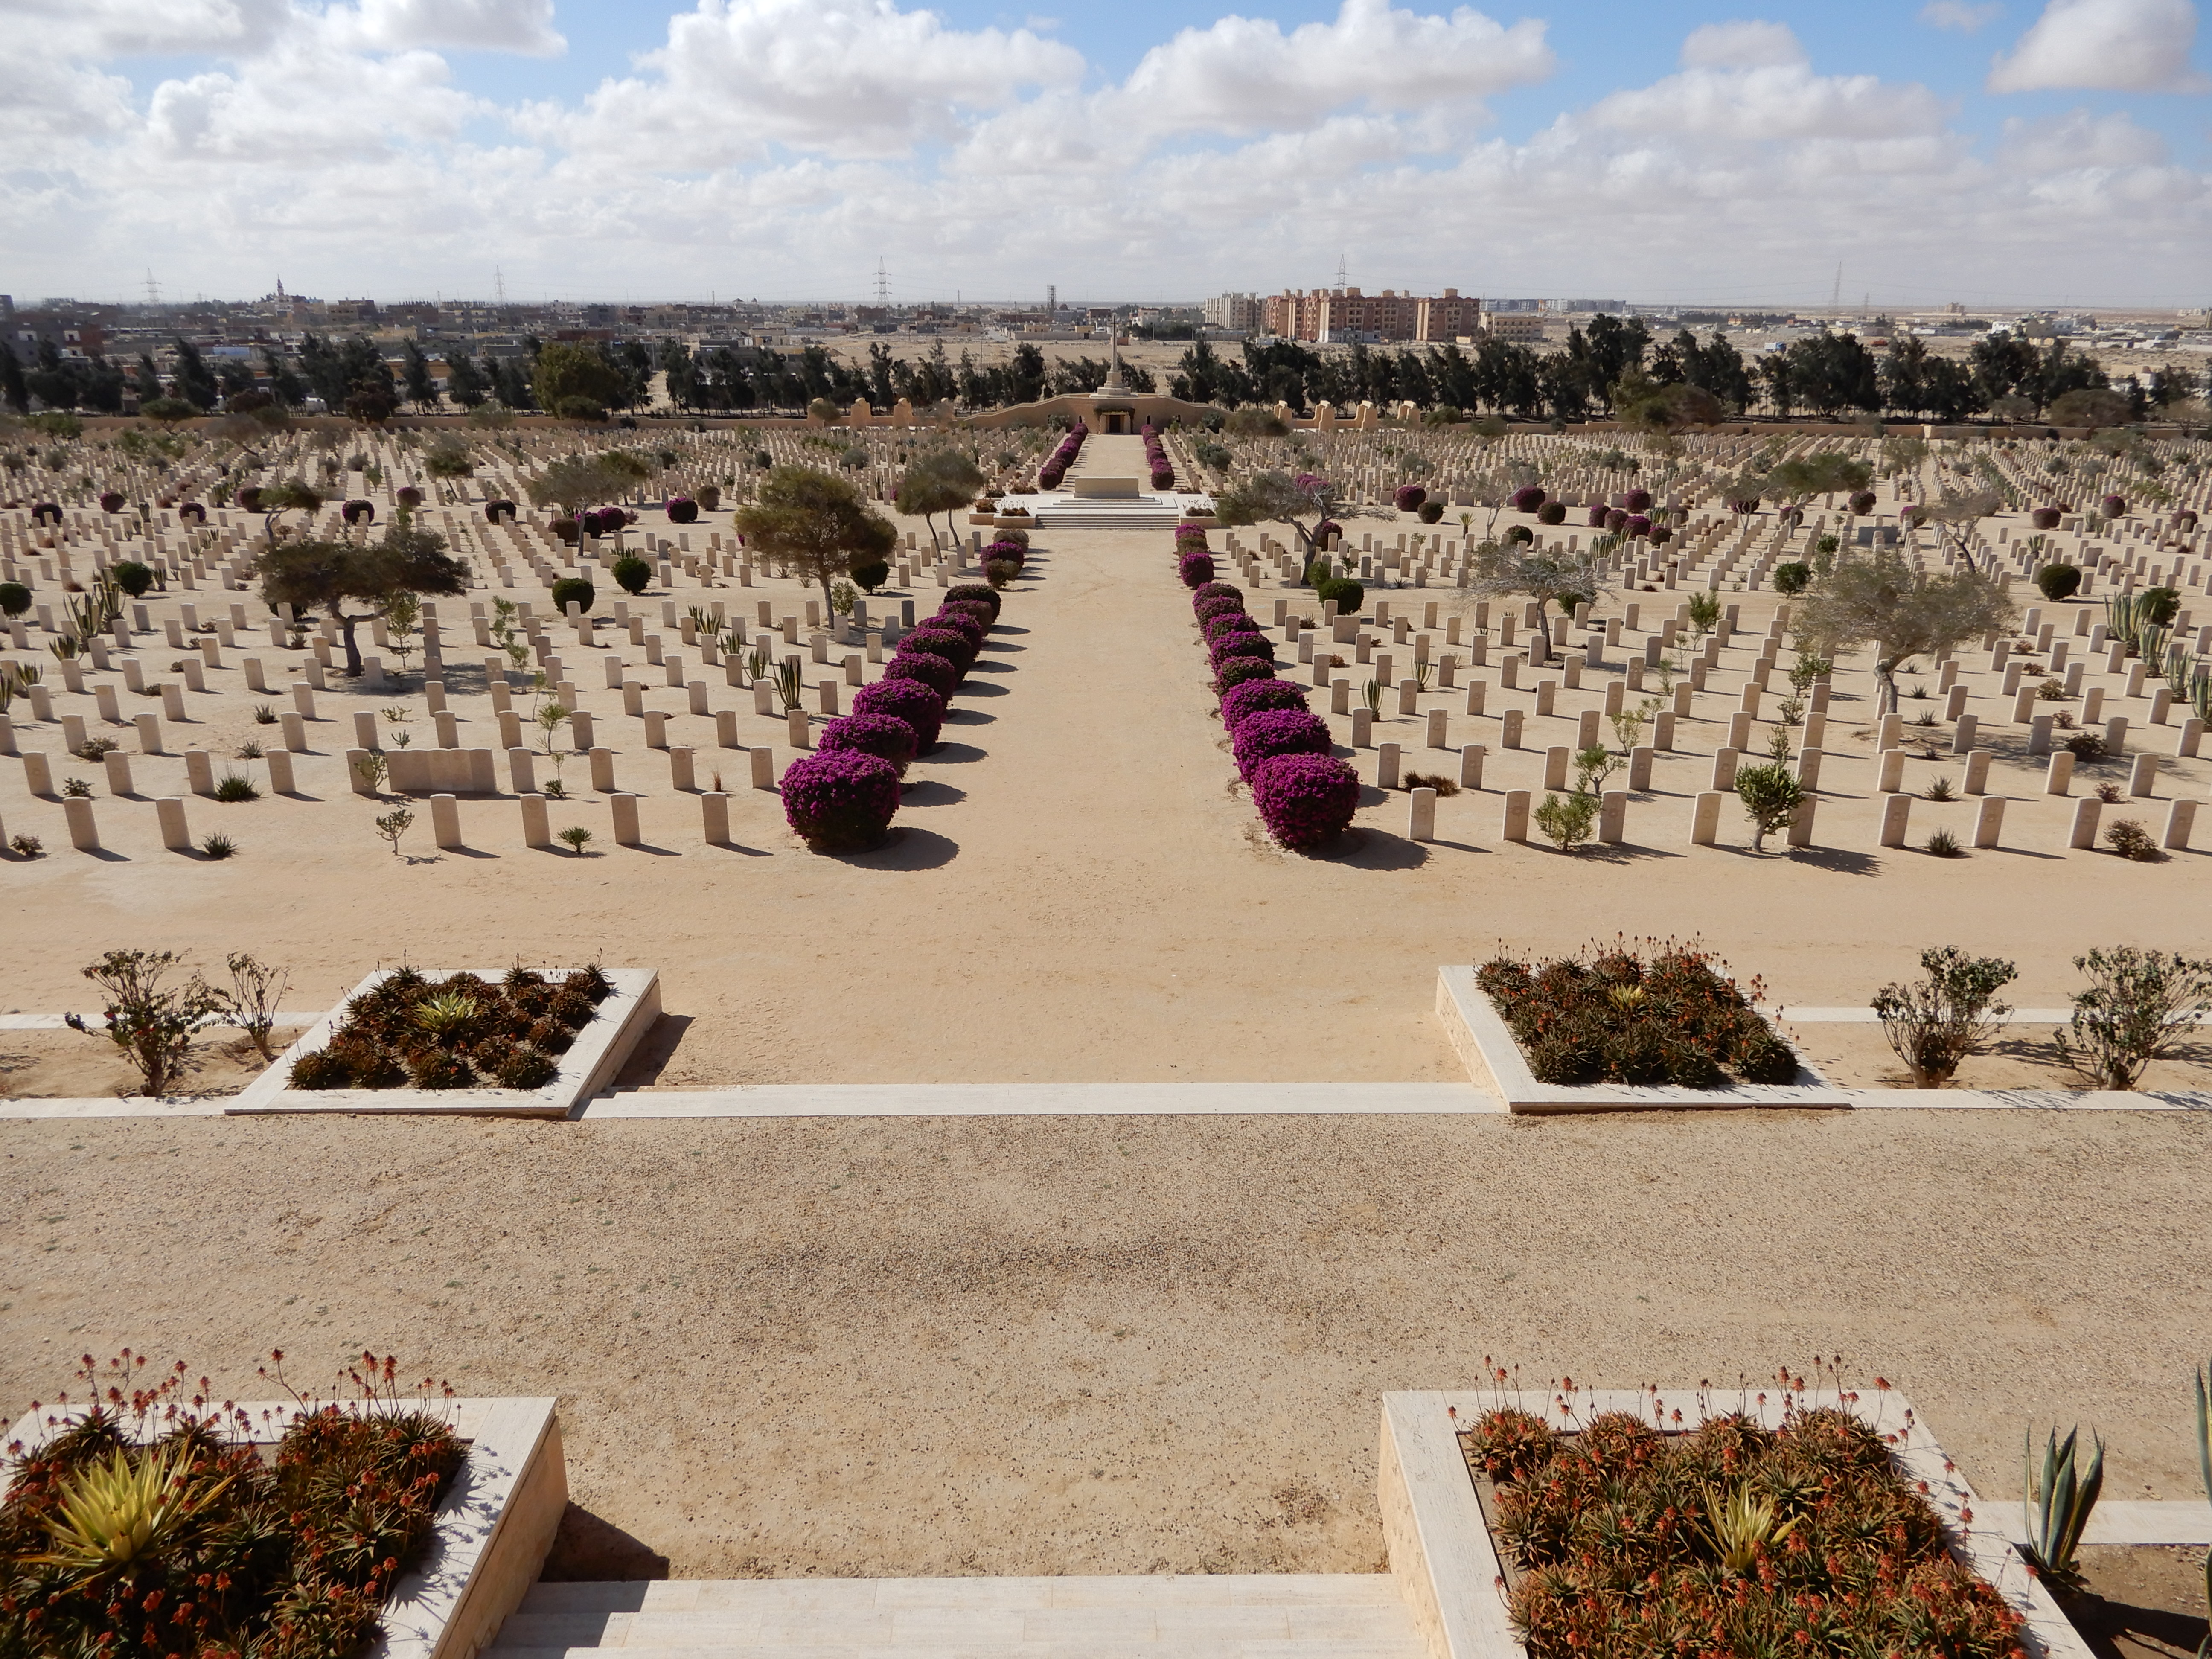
669, 747, 696, 792
1598, 790, 1626, 844
1377, 742, 1401, 790
508, 748, 536, 794
1463, 682, 1485, 717
751, 748, 776, 789
643, 710, 669, 750
1727, 711, 1753, 752
1786, 795, 1816, 848
571, 711, 594, 751
1951, 713, 1978, 755
2046, 751, 2074, 795
1795, 748, 1822, 792
1628, 745, 1653, 791
103, 750, 133, 796
136, 712, 163, 753
1876, 748, 1906, 794
818, 680, 840, 716
2179, 718, 2205, 759
429, 793, 461, 850
2105, 716, 2128, 756
2129, 754, 2159, 797
787, 709, 811, 748
2163, 799, 2197, 850
1962, 750, 1992, 795
265, 750, 295, 795
1710, 748, 1738, 791
1543, 745, 1569, 790
290, 682, 316, 720
1426, 709, 1449, 748
434, 711, 460, 748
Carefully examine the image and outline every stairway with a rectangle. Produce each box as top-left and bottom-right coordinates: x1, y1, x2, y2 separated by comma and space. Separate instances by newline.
1032, 504, 1190, 530
485, 1572, 1428, 1659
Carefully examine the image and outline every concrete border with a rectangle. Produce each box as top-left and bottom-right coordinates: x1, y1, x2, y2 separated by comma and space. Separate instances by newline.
227, 968, 660, 1118
3, 1395, 565, 1659
1380, 1387, 2096, 1659
1435, 965, 1852, 1114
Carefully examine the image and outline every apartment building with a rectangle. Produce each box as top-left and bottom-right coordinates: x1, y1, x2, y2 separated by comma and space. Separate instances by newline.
1260, 288, 1481, 344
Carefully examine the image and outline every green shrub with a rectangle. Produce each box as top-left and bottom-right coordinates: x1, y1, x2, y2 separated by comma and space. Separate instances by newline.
2137, 585, 2180, 627
850, 559, 890, 593
0, 582, 30, 617
2035, 563, 2082, 601
1418, 500, 1444, 524
611, 556, 651, 595
214, 771, 259, 802
550, 576, 595, 614
110, 560, 156, 597
1316, 577, 1363, 615
1772, 561, 1810, 595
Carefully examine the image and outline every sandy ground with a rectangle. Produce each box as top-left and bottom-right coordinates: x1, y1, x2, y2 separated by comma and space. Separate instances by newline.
3, 1109, 2210, 1578
0, 1027, 271, 1098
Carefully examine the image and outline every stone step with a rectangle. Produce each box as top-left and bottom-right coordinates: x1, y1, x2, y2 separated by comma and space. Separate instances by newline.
486, 1575, 1423, 1659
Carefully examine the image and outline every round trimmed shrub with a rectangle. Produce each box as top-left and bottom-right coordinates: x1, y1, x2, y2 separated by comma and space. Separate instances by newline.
940, 599, 995, 632
851, 559, 890, 593
1587, 504, 1609, 527
2035, 563, 2082, 601
983, 539, 1027, 569
1509, 485, 1545, 513
0, 583, 31, 617
1773, 562, 1811, 596
2101, 494, 2127, 518
551, 514, 579, 544
396, 486, 424, 509
1394, 484, 1427, 512
288, 1047, 353, 1089
1233, 709, 1332, 781
1418, 501, 1444, 524
1536, 501, 1566, 525
341, 499, 375, 525
1624, 488, 1653, 514
1650, 526, 1673, 546
486, 498, 517, 522
852, 677, 946, 752
1624, 515, 1652, 538
819, 711, 919, 777
2031, 507, 2062, 530
111, 561, 155, 598
1178, 550, 1216, 588
882, 650, 957, 699
1503, 525, 1534, 547
1214, 657, 1277, 695
666, 496, 699, 524
926, 612, 986, 651
1848, 491, 1877, 515
1250, 752, 1359, 849
612, 555, 651, 595
901, 627, 975, 676
99, 491, 125, 513
550, 577, 595, 615
1193, 595, 1246, 625
1191, 581, 1240, 608
1316, 576, 1363, 614
1220, 679, 1310, 729
1210, 631, 1275, 669
237, 486, 264, 512
31, 501, 61, 525
782, 749, 900, 851
1205, 612, 1263, 645
696, 484, 722, 511
945, 582, 1001, 621
1605, 509, 1629, 533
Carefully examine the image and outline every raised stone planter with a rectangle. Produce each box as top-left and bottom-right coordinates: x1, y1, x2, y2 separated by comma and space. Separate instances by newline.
1434, 964, 1849, 1114
1379, 1386, 2093, 1659
4, 1395, 566, 1659
230, 968, 660, 1118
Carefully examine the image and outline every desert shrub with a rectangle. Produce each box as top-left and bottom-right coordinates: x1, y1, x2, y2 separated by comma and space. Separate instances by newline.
1772, 561, 1810, 595
1214, 657, 1278, 695
1231, 709, 1333, 781
850, 558, 890, 593
818, 712, 919, 777
214, 771, 259, 802
780, 748, 900, 851
611, 555, 651, 594
2064, 732, 2106, 761
1536, 501, 1566, 525
1178, 550, 1216, 588
111, 559, 156, 597
2104, 818, 2162, 861
0, 582, 30, 617
882, 651, 957, 699
496, 1047, 559, 1089
288, 1046, 353, 1089
550, 576, 595, 614
1249, 752, 1359, 849
1533, 790, 1598, 852
2035, 563, 2082, 601
851, 677, 946, 751
1220, 679, 1310, 729
665, 495, 699, 524
1476, 940, 1796, 1089
1418, 501, 1444, 524
985, 559, 1020, 589
2054, 946, 2212, 1088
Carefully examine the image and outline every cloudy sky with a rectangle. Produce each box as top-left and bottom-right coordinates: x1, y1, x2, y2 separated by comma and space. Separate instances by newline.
4, 0, 2208, 308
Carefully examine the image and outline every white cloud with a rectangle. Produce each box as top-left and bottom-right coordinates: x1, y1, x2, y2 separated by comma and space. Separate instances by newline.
328, 0, 564, 56
1679, 20, 1807, 67
1998, 105, 2170, 164
1988, 0, 2211, 91
1919, 0, 2003, 30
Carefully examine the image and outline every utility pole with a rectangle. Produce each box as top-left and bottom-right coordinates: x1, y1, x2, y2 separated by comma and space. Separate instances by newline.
144, 269, 160, 307
874, 259, 891, 306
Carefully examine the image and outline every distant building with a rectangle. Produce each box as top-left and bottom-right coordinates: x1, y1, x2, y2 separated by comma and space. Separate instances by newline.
1478, 311, 1545, 343
1202, 292, 1261, 332
1260, 287, 1481, 344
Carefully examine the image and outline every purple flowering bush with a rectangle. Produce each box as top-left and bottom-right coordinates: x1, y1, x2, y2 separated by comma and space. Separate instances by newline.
1250, 753, 1359, 849
1210, 631, 1274, 669
983, 538, 1027, 568
1178, 550, 1216, 588
946, 582, 1001, 620
1394, 484, 1427, 513
1190, 580, 1238, 606
818, 712, 919, 777
2101, 493, 2127, 518
1510, 485, 1546, 513
1214, 657, 1277, 695
1625, 514, 1652, 538
1220, 679, 1310, 729
1193, 594, 1246, 625
1232, 709, 1332, 781
1587, 504, 1610, 527
882, 652, 957, 699
851, 678, 946, 752
1623, 488, 1653, 514
899, 628, 975, 677
666, 496, 699, 524
1205, 612, 1263, 645
782, 749, 900, 851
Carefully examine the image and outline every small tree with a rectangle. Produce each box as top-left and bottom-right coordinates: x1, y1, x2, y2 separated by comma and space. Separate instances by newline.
895, 449, 984, 551
255, 479, 324, 548
253, 513, 468, 676
224, 950, 292, 1060
64, 949, 227, 1097
532, 343, 624, 420
1871, 946, 2017, 1088
2053, 947, 2212, 1089
1794, 549, 2013, 716
1734, 762, 1805, 853
1214, 470, 1366, 562
527, 454, 641, 521
735, 466, 898, 627
1533, 789, 1598, 851
373, 806, 416, 857
1469, 541, 1610, 644
1761, 452, 1873, 519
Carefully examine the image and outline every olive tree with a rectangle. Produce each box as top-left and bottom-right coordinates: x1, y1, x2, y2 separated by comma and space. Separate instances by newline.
895, 449, 984, 551
253, 512, 469, 676
1793, 548, 2013, 717
1214, 470, 1368, 562
1467, 541, 1610, 646
736, 466, 898, 626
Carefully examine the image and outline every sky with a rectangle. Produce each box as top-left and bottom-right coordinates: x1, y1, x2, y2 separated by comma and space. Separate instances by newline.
3, 0, 2209, 310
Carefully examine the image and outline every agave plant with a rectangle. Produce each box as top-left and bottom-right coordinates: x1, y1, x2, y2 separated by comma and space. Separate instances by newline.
772, 656, 806, 715
2018, 1423, 2104, 1598
29, 1443, 233, 1584
411, 989, 482, 1038
1706, 1483, 1798, 1575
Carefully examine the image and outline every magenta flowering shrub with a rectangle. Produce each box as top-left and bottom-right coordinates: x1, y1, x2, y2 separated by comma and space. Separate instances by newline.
1205, 612, 1263, 645
1623, 488, 1653, 514
940, 600, 995, 632
1190, 580, 1238, 606
666, 496, 699, 524
1587, 504, 1609, 527
1848, 490, 1877, 515
1250, 752, 1359, 849
1625, 514, 1652, 538
1037, 422, 1088, 489
342, 498, 376, 525
818, 712, 919, 777
1232, 709, 1332, 781
1210, 634, 1275, 675
1220, 679, 1310, 729
1510, 485, 1546, 514
852, 677, 946, 752
926, 611, 986, 650
1141, 425, 1174, 489
395, 486, 424, 509
1176, 525, 1210, 550
1394, 483, 1427, 512
1178, 550, 1216, 588
99, 491, 125, 513
2101, 493, 2127, 517
945, 582, 1001, 620
1214, 657, 1277, 695
1194, 597, 1246, 628
983, 538, 1027, 568
782, 749, 900, 851
1605, 509, 1629, 533
899, 628, 975, 678
1314, 519, 1342, 548
882, 651, 957, 699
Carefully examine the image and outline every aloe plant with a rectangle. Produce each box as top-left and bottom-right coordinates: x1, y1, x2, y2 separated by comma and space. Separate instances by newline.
772, 656, 805, 714
2018, 1423, 2104, 1598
